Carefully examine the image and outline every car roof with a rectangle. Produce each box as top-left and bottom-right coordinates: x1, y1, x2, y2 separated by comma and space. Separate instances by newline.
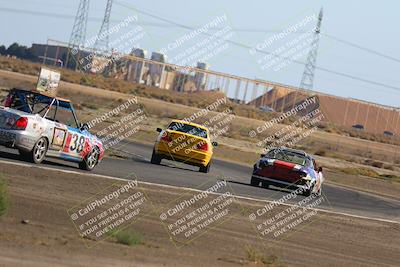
10, 88, 73, 110
170, 119, 208, 131
271, 147, 314, 160
11, 88, 71, 103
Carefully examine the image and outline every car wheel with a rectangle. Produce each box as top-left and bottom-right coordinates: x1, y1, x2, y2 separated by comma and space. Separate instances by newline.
314, 186, 322, 197
79, 147, 99, 171
303, 189, 311, 197
28, 137, 48, 164
150, 149, 161, 164
303, 183, 314, 197
250, 176, 260, 187
261, 181, 270, 188
199, 162, 211, 173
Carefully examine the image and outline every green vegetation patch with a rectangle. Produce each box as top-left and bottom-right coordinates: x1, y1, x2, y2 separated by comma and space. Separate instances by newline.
108, 228, 142, 246
0, 177, 10, 216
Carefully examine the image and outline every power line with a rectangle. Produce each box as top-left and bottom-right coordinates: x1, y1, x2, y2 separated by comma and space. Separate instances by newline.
322, 33, 400, 64
114, 1, 400, 93
1, 5, 400, 93
0, 7, 124, 23
2, 6, 399, 64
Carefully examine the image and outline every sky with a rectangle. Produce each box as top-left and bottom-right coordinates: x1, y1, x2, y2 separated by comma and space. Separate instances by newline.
0, 0, 399, 107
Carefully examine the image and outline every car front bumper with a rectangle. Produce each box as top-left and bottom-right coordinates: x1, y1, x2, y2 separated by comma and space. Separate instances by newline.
252, 174, 312, 191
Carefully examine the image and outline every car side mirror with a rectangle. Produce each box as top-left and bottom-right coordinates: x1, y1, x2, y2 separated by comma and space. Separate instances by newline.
318, 167, 323, 172
156, 127, 162, 132
80, 123, 90, 131
260, 154, 266, 158
212, 141, 218, 147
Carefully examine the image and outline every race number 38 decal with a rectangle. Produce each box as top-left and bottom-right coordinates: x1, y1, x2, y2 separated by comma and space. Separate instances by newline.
63, 131, 88, 156
69, 134, 85, 153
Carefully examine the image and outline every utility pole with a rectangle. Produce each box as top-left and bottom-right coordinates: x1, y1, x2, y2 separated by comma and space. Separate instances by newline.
66, 0, 90, 69
94, 0, 114, 53
300, 7, 323, 90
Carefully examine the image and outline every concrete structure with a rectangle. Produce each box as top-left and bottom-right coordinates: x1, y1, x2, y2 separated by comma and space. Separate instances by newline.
31, 43, 68, 65
148, 52, 167, 87
126, 48, 147, 84
194, 62, 209, 91
250, 87, 400, 136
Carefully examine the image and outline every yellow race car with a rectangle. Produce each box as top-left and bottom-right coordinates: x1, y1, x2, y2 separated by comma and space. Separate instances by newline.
151, 120, 217, 173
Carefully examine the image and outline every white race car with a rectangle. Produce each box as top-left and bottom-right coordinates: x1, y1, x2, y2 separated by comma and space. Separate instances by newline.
0, 88, 104, 170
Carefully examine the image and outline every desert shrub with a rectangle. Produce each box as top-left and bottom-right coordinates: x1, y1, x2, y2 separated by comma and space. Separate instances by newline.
244, 245, 279, 265
109, 229, 142, 246
340, 167, 379, 178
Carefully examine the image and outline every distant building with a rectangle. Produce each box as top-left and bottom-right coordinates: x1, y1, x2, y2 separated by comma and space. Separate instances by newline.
148, 52, 167, 87
31, 43, 68, 65
126, 48, 147, 84
194, 62, 209, 90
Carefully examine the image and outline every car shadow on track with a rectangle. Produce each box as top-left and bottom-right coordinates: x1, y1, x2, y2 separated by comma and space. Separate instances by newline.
141, 158, 200, 173
0, 150, 82, 171
227, 180, 293, 194
0, 150, 23, 161
160, 163, 199, 173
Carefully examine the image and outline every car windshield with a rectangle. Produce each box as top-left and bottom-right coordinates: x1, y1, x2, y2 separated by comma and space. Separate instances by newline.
266, 149, 310, 166
168, 122, 207, 138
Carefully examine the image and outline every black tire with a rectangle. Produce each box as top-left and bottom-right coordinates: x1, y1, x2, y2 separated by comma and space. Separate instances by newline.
303, 184, 314, 197
150, 149, 161, 165
261, 181, 270, 188
18, 149, 31, 161
303, 189, 311, 197
199, 162, 211, 173
79, 147, 99, 171
250, 176, 260, 187
27, 137, 48, 164
315, 186, 322, 197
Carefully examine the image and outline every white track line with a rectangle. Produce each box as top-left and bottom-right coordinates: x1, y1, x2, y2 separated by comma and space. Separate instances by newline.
1, 159, 399, 225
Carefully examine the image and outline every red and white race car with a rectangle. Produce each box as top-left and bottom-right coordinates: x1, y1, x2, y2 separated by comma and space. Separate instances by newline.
251, 148, 324, 196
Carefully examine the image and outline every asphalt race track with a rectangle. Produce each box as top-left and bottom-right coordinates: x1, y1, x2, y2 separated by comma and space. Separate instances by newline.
0, 141, 399, 222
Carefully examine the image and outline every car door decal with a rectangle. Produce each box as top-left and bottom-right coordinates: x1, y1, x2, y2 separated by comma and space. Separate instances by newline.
51, 128, 66, 150
69, 133, 85, 153
63, 132, 73, 153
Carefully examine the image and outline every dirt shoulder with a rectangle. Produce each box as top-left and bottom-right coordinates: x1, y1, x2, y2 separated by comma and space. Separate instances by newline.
0, 162, 399, 267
